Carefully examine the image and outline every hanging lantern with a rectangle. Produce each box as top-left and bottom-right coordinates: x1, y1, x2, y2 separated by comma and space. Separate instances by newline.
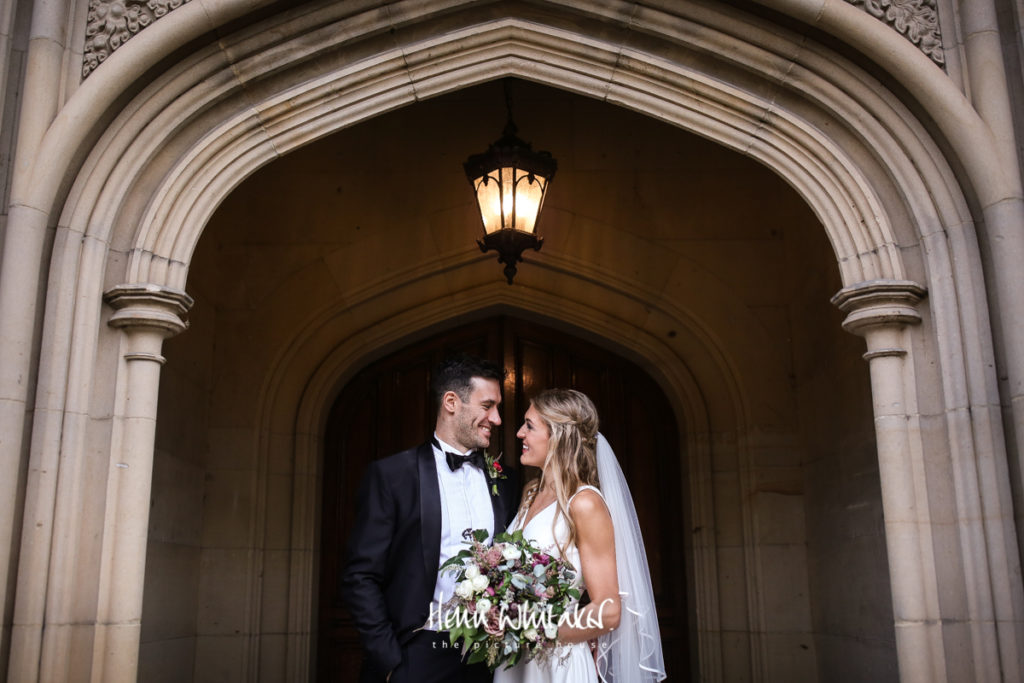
464, 120, 557, 284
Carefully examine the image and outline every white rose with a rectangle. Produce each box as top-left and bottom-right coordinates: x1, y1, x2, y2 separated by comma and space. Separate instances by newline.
471, 574, 489, 592
476, 598, 493, 614
455, 579, 474, 599
524, 627, 539, 642
501, 545, 521, 561
464, 564, 480, 580
543, 623, 558, 641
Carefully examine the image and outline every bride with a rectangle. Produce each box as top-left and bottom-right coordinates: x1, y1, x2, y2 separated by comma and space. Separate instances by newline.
494, 389, 666, 683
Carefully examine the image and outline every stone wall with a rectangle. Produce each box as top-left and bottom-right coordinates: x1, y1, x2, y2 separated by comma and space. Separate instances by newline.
792, 232, 897, 681
141, 290, 215, 681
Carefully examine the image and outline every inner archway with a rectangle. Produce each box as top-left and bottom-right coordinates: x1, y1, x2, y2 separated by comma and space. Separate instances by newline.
317, 315, 687, 681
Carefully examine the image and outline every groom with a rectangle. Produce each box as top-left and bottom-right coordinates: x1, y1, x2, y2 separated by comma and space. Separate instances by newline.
342, 354, 520, 683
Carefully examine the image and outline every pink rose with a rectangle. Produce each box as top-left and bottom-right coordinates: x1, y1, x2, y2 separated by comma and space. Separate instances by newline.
484, 607, 504, 636
485, 547, 503, 566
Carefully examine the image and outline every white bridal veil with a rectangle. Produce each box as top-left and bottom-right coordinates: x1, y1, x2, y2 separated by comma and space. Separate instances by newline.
594, 433, 667, 682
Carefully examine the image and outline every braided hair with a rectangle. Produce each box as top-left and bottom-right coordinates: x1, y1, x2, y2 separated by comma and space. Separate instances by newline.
519, 389, 600, 555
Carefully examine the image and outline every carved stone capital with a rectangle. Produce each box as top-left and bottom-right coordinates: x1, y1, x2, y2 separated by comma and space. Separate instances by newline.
831, 279, 927, 337
104, 283, 194, 337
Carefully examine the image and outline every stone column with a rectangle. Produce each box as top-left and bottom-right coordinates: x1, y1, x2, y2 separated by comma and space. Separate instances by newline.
91, 284, 192, 683
831, 280, 944, 683
0, 0, 73, 669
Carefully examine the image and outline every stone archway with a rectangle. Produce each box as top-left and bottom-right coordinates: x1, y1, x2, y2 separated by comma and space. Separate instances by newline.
5, 2, 1023, 683
155, 78, 881, 683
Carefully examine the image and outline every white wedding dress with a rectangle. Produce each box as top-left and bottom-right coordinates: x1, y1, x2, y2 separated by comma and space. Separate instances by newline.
493, 486, 601, 683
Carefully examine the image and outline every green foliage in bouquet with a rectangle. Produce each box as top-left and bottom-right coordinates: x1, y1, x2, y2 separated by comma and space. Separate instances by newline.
438, 528, 581, 671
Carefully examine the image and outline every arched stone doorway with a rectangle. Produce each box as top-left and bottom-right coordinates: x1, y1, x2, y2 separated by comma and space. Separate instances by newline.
135, 79, 886, 682
6, 2, 1024, 683
317, 315, 688, 681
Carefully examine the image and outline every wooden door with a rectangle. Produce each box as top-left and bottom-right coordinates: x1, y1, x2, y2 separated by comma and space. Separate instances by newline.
317, 317, 689, 680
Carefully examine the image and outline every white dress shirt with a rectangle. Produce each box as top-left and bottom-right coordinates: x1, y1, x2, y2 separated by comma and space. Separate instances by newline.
427, 434, 494, 629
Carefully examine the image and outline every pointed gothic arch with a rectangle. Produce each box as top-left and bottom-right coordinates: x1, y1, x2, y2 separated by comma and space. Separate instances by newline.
7, 2, 1023, 682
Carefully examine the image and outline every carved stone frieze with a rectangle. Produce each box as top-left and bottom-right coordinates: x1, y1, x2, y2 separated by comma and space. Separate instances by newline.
81, 0, 945, 78
845, 0, 945, 66
83, 0, 191, 78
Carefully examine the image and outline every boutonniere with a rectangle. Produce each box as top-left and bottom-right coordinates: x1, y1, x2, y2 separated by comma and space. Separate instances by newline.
484, 453, 507, 496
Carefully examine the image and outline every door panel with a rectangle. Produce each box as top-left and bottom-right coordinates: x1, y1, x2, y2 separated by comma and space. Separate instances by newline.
318, 317, 688, 680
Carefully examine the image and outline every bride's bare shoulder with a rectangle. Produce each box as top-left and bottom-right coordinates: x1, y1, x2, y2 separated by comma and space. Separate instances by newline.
568, 488, 610, 521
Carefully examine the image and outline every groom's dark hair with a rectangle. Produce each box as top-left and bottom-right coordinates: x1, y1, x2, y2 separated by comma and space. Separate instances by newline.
431, 353, 506, 410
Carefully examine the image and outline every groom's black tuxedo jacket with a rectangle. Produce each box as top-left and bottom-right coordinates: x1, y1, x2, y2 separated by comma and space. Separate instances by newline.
341, 441, 520, 679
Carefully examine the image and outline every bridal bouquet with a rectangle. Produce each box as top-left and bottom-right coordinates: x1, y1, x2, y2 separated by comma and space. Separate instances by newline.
438, 528, 581, 671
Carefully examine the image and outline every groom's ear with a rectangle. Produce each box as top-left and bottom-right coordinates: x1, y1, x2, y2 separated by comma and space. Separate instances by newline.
441, 390, 460, 415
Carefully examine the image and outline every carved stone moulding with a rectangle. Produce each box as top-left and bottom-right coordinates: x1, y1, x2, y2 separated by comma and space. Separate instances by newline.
83, 0, 191, 78
844, 0, 945, 66
80, 0, 945, 79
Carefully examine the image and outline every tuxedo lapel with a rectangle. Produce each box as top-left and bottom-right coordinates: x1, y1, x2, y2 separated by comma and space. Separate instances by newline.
489, 471, 505, 535
489, 464, 519, 532
417, 442, 441, 580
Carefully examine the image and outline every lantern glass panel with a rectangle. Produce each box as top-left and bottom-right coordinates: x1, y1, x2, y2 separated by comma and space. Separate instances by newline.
512, 172, 547, 235
473, 172, 504, 234
472, 167, 549, 236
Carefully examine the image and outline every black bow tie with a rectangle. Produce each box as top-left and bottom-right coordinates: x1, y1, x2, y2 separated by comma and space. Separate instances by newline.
446, 450, 485, 472
433, 438, 485, 472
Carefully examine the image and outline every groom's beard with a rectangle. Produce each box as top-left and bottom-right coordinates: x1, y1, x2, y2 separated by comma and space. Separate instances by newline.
453, 412, 494, 452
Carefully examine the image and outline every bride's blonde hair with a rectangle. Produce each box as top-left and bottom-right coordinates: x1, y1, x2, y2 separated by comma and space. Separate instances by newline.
519, 389, 600, 555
